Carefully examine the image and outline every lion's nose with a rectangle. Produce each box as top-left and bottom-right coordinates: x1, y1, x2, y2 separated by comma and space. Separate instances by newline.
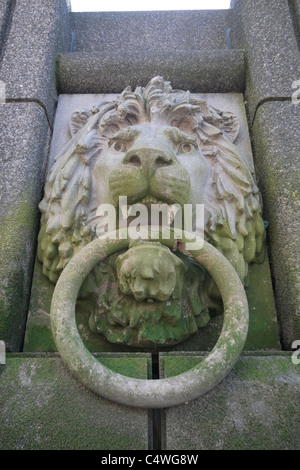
123, 148, 173, 176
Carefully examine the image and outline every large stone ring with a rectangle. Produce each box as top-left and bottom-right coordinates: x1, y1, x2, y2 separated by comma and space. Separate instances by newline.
50, 228, 248, 408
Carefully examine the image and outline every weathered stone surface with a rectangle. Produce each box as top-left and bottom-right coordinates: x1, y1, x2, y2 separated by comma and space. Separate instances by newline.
171, 256, 280, 352
71, 10, 231, 53
161, 353, 300, 450
47, 92, 252, 169
24, 254, 280, 353
251, 101, 300, 349
0, 0, 71, 123
57, 50, 245, 94
0, 103, 50, 351
0, 0, 11, 57
297, 0, 300, 20
24, 257, 138, 353
290, 0, 300, 47
0, 353, 150, 450
231, 0, 300, 122
24, 91, 279, 353
0, 0, 8, 27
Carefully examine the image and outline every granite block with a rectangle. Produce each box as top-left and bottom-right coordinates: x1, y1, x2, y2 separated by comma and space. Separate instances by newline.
161, 353, 300, 450
0, 0, 71, 123
0, 102, 50, 351
71, 10, 231, 53
252, 101, 300, 349
231, 0, 300, 122
289, 0, 300, 48
0, 353, 150, 450
0, 0, 9, 26
0, 0, 11, 57
58, 50, 245, 94
297, 0, 300, 19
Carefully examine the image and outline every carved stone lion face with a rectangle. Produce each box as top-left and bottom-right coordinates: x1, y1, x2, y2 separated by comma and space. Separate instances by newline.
92, 124, 210, 213
38, 76, 266, 348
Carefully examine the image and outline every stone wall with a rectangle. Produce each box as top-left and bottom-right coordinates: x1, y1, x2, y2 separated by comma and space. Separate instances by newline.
0, 0, 71, 351
231, 0, 300, 349
0, 0, 299, 450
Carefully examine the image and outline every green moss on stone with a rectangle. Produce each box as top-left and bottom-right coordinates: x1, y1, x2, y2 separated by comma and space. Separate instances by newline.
0, 354, 150, 449
0, 196, 40, 351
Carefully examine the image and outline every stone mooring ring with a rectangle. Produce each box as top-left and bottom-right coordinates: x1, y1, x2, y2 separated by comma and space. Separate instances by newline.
50, 228, 249, 409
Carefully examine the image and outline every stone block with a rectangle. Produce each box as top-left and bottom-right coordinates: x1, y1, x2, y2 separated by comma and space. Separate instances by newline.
231, 0, 300, 122
23, 92, 279, 353
289, 0, 300, 48
0, 353, 151, 450
0, 102, 50, 351
71, 10, 231, 53
0, 0, 8, 26
252, 101, 300, 349
58, 50, 245, 94
0, 0, 71, 123
297, 0, 300, 18
0, 0, 11, 56
161, 353, 300, 450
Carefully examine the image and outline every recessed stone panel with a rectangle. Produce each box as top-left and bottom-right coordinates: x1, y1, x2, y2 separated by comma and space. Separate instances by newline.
24, 91, 279, 353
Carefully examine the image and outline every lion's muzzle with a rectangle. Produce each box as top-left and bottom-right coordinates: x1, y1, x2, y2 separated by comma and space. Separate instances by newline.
123, 146, 174, 176
107, 131, 191, 209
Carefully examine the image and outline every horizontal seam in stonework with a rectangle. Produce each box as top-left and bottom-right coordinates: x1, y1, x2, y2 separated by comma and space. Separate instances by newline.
251, 97, 293, 128
5, 98, 53, 130
5, 351, 294, 358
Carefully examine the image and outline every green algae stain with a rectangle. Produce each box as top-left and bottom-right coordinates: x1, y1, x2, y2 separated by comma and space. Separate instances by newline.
0, 196, 41, 351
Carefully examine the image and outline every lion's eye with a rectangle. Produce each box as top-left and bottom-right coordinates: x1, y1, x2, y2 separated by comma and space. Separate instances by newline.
112, 140, 127, 152
178, 142, 195, 154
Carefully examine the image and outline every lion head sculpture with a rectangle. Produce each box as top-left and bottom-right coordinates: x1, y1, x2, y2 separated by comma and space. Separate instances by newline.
37, 77, 265, 348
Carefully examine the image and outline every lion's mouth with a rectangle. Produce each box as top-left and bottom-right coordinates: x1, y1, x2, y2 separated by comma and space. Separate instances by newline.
91, 196, 182, 238
119, 195, 181, 227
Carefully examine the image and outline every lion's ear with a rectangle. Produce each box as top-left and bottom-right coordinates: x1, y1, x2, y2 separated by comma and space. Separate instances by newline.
220, 111, 240, 143
69, 109, 92, 137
